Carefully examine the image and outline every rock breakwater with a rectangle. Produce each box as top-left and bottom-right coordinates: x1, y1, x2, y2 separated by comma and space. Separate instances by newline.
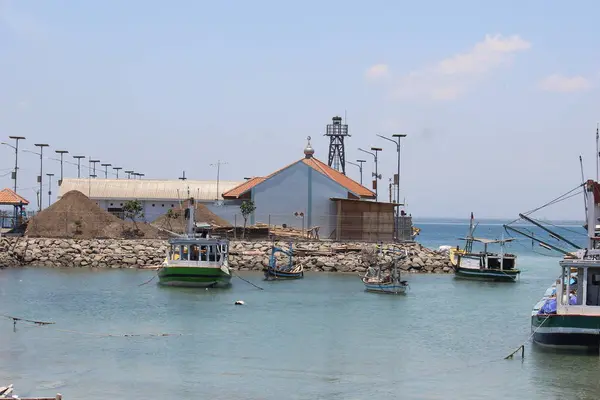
0, 237, 453, 273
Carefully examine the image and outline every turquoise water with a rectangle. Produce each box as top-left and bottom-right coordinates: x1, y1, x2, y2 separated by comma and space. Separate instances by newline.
2, 222, 600, 399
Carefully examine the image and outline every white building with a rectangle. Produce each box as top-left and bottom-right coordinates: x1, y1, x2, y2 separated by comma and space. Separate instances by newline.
57, 178, 244, 222
222, 138, 376, 239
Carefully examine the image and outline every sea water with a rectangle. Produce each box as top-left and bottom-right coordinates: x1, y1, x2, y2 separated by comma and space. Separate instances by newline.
1, 221, 599, 399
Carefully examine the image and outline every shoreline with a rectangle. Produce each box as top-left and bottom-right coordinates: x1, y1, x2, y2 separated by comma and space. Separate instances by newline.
0, 237, 454, 274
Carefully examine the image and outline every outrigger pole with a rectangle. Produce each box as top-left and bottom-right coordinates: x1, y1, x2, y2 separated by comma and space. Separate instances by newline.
517, 213, 582, 249
503, 225, 571, 255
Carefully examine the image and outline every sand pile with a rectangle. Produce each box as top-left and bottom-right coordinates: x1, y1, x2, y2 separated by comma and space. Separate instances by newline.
153, 203, 231, 234
25, 190, 171, 239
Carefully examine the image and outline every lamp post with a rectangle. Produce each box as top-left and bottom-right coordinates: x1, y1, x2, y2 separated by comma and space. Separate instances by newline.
73, 155, 85, 178
2, 136, 25, 225
124, 170, 133, 179
210, 160, 228, 200
377, 133, 407, 240
34, 143, 49, 211
113, 167, 122, 179
46, 173, 54, 207
101, 163, 111, 179
347, 161, 363, 185
358, 147, 382, 201
55, 150, 68, 186
89, 159, 100, 178
137, 173, 144, 179
1, 136, 25, 193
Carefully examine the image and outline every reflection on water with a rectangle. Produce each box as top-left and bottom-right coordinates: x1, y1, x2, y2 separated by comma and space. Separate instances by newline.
0, 222, 594, 399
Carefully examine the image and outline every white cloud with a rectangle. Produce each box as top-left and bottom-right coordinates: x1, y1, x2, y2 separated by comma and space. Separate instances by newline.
539, 74, 592, 93
365, 64, 390, 81
370, 34, 531, 101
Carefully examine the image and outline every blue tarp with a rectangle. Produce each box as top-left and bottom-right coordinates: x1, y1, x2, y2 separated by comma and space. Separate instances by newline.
539, 298, 557, 314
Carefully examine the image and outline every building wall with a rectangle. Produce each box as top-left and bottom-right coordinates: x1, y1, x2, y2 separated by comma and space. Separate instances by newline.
251, 162, 347, 238
92, 198, 240, 224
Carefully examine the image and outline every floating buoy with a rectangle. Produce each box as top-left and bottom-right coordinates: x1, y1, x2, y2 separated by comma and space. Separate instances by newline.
234, 300, 245, 305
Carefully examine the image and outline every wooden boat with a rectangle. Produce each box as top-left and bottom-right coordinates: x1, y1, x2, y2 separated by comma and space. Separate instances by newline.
264, 242, 304, 280
361, 247, 409, 294
451, 212, 519, 282
158, 197, 232, 288
509, 180, 600, 350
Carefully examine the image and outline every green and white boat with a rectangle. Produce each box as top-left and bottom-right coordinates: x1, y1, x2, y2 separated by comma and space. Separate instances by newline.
158, 198, 232, 288
526, 180, 600, 350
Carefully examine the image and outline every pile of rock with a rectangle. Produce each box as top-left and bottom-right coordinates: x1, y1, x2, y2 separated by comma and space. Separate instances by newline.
228, 241, 453, 274
0, 237, 453, 273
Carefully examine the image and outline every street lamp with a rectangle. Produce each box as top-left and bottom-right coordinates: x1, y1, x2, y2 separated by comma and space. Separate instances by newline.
73, 155, 85, 178
2, 136, 26, 194
358, 147, 383, 201
2, 136, 25, 225
101, 163, 111, 179
113, 167, 122, 179
34, 143, 50, 211
89, 159, 100, 178
137, 173, 144, 179
377, 133, 407, 239
347, 159, 367, 185
124, 170, 133, 179
46, 173, 54, 208
210, 160, 228, 200
55, 150, 68, 186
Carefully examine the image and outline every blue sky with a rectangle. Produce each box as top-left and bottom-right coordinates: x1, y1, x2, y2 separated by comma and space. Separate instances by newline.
1, 0, 599, 219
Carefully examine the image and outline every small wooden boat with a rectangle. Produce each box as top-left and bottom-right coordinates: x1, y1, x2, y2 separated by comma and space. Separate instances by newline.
362, 247, 409, 294
263, 242, 304, 280
451, 213, 519, 282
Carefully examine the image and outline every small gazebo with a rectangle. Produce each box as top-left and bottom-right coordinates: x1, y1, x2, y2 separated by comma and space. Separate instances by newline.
0, 188, 30, 228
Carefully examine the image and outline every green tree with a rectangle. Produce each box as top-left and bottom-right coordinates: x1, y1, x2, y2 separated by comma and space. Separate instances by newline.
123, 200, 144, 230
240, 200, 256, 239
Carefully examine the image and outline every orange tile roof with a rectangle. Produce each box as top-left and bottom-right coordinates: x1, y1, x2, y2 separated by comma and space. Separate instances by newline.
222, 157, 375, 199
0, 188, 30, 205
222, 177, 266, 199
302, 157, 376, 198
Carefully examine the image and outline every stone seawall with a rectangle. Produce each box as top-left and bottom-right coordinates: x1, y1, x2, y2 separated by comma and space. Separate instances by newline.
0, 237, 453, 273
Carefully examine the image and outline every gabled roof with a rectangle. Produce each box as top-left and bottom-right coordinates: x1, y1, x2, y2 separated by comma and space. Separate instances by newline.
0, 188, 30, 206
222, 157, 375, 199
221, 177, 266, 199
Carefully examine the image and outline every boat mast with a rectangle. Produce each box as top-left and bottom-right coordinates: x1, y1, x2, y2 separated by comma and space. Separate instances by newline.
585, 180, 598, 250
500, 233, 505, 271
465, 212, 475, 253
186, 197, 195, 237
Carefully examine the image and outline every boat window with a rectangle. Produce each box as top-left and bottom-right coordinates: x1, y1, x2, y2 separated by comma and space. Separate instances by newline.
200, 245, 208, 262
586, 268, 600, 306
209, 245, 217, 262
180, 245, 189, 260
190, 244, 199, 261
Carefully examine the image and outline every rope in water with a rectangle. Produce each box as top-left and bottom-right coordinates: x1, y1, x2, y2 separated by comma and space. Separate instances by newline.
231, 270, 264, 290
1, 314, 55, 325
504, 313, 552, 359
3, 313, 188, 338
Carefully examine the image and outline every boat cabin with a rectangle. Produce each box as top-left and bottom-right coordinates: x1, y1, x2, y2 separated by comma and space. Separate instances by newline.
458, 237, 517, 270
167, 238, 229, 264
554, 256, 600, 315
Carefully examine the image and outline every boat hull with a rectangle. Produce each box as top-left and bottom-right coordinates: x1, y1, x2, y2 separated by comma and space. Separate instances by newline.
531, 314, 600, 350
264, 268, 303, 280
363, 281, 408, 295
454, 266, 520, 282
158, 266, 231, 288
